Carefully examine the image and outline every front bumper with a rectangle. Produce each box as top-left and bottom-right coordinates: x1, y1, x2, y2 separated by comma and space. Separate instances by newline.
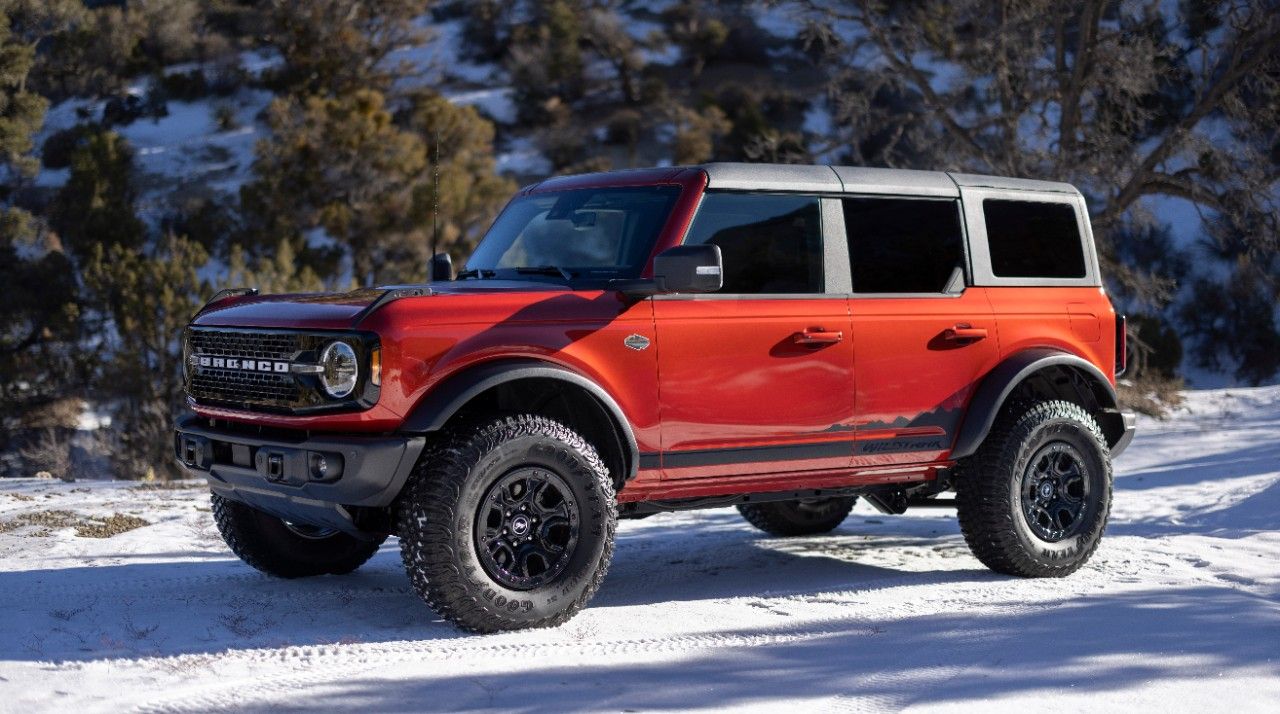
174, 414, 424, 537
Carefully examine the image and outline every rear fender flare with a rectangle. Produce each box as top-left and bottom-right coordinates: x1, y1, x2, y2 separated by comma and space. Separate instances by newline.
952, 348, 1120, 460
399, 359, 640, 481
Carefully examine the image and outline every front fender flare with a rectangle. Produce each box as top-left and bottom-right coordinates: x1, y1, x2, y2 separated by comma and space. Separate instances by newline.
398, 359, 640, 481
951, 348, 1123, 460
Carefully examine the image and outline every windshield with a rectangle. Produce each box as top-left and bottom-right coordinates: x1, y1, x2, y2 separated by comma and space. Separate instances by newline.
465, 186, 681, 284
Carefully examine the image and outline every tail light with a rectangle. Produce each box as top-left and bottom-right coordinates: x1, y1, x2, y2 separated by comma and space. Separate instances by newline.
1115, 314, 1127, 378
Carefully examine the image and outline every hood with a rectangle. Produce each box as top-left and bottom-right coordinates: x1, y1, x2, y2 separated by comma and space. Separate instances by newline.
192, 281, 566, 330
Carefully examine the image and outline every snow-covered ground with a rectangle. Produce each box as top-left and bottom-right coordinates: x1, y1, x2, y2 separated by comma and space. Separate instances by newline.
1, 387, 1277, 712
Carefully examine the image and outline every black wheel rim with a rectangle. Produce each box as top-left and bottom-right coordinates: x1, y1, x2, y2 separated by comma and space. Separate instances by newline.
475, 467, 580, 591
1020, 442, 1091, 543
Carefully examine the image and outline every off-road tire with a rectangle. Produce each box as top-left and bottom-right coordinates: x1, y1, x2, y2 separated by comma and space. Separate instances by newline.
954, 399, 1112, 577
211, 494, 385, 578
737, 496, 857, 536
397, 414, 617, 633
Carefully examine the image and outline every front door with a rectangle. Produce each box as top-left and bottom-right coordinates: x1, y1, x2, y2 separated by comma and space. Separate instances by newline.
652, 192, 855, 479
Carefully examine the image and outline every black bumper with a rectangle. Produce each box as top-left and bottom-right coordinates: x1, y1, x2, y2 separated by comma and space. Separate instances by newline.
1110, 411, 1138, 458
174, 415, 424, 537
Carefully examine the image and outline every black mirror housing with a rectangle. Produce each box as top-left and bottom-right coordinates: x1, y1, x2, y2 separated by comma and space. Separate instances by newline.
653, 245, 723, 293
429, 253, 453, 282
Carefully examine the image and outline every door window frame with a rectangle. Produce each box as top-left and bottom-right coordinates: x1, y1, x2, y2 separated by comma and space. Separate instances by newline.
961, 187, 1101, 287
834, 194, 975, 299
655, 190, 845, 300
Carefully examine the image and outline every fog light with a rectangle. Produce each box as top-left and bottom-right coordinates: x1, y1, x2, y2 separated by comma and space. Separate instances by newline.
310, 453, 328, 479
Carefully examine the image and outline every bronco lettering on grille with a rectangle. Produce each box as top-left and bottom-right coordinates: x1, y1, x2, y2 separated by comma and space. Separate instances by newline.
195, 355, 291, 373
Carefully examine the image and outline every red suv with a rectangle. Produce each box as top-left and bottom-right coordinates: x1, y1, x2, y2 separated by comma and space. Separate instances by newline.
175, 163, 1135, 632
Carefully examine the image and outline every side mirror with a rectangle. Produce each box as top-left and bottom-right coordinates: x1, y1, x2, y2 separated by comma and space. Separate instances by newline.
428, 253, 452, 282
653, 245, 723, 293
611, 245, 723, 298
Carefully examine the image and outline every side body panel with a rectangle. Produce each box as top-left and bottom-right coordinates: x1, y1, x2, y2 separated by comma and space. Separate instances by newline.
850, 289, 1002, 467
651, 296, 855, 478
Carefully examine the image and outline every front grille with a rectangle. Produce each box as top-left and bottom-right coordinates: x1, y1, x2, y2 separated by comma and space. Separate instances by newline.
187, 328, 306, 410
189, 329, 301, 362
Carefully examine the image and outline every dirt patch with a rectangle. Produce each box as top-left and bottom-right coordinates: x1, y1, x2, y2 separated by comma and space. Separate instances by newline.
0, 509, 149, 538
75, 514, 150, 538
134, 481, 206, 491
8, 493, 36, 502
0, 509, 79, 534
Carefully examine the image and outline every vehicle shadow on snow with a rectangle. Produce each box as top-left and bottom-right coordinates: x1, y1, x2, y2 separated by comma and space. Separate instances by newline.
0, 514, 981, 664
259, 584, 1280, 711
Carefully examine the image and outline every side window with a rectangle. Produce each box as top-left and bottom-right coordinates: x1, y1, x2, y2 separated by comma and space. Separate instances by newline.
683, 193, 823, 294
983, 199, 1086, 278
842, 197, 965, 293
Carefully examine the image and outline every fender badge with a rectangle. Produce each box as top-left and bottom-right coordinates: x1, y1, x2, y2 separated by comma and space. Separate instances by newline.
624, 334, 651, 351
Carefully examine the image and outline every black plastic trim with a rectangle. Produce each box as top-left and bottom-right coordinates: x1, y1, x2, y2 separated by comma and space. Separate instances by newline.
399, 359, 640, 481
174, 414, 424, 537
951, 348, 1122, 460
195, 287, 258, 317
656, 440, 854, 468
350, 286, 432, 328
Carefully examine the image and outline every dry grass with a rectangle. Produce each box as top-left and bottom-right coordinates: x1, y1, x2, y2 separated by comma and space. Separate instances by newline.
1118, 374, 1185, 418
18, 428, 73, 481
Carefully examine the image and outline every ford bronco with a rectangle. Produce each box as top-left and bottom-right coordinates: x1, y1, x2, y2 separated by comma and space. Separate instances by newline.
175, 163, 1136, 632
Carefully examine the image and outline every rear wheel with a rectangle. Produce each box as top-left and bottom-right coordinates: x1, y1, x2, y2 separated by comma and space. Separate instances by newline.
211, 494, 385, 578
397, 414, 616, 633
737, 496, 857, 536
954, 399, 1112, 577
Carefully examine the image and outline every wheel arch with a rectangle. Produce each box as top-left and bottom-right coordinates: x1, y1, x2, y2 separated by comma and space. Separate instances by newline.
399, 358, 639, 488
952, 348, 1127, 460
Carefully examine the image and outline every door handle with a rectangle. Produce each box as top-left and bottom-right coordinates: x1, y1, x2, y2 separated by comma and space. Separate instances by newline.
943, 324, 988, 342
794, 328, 844, 346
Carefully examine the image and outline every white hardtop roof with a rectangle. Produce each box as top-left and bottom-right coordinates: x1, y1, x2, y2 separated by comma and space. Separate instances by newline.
700, 162, 1078, 197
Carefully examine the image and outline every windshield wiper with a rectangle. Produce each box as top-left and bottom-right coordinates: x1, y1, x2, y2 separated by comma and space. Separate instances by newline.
515, 265, 575, 281
455, 268, 496, 280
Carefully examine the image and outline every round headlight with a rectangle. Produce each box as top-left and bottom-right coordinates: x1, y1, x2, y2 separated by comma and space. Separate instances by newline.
319, 341, 359, 398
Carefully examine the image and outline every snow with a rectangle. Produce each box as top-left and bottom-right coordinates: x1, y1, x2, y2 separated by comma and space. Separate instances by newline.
496, 136, 553, 177
388, 17, 496, 86
445, 87, 517, 125
2, 385, 1278, 711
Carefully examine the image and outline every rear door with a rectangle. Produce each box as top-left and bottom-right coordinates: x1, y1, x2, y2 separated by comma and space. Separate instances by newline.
653, 193, 856, 479
839, 195, 1002, 467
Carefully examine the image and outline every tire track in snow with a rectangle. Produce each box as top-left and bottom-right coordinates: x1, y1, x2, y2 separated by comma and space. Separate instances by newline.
130, 580, 1078, 713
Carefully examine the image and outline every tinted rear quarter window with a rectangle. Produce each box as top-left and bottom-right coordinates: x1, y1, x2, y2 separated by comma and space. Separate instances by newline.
842, 197, 965, 293
683, 193, 823, 294
983, 199, 1086, 278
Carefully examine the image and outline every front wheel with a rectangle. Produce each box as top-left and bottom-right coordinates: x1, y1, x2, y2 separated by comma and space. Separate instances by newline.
397, 415, 617, 633
954, 399, 1112, 577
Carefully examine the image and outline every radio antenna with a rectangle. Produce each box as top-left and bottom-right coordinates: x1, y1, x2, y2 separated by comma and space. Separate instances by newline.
432, 128, 440, 259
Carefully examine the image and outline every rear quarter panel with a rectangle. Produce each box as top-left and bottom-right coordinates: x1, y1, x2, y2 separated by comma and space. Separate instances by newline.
985, 286, 1117, 381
